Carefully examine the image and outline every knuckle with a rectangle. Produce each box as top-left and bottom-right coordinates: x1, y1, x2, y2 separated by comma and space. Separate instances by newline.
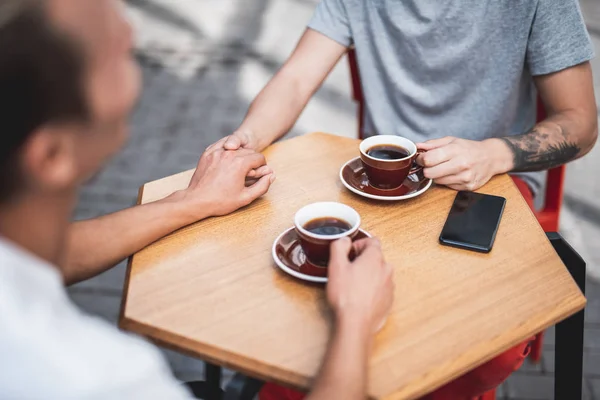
463, 171, 474, 183
437, 148, 447, 161
422, 153, 434, 167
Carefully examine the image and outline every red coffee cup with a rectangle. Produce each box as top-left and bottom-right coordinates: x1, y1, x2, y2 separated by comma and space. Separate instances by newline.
359, 135, 423, 189
294, 202, 361, 266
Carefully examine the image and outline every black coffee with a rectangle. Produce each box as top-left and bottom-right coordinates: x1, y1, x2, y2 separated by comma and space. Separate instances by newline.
304, 217, 352, 236
367, 144, 410, 160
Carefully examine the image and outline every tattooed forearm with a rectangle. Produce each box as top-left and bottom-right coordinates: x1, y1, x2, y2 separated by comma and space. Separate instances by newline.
500, 126, 581, 173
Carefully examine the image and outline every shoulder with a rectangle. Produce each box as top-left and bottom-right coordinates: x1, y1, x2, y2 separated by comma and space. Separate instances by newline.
0, 244, 182, 398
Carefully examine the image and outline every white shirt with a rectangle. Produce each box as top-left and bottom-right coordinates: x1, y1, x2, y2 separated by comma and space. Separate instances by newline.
0, 238, 193, 400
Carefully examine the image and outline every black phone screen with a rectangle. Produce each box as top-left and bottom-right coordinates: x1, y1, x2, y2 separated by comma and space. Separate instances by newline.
439, 191, 506, 253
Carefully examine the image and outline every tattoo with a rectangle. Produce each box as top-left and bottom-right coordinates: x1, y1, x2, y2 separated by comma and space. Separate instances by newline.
500, 126, 581, 172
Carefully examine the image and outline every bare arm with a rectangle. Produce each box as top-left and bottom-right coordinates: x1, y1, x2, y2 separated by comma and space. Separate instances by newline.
500, 62, 598, 172
62, 149, 274, 285
63, 195, 206, 285
306, 316, 371, 400
417, 62, 598, 191
307, 238, 394, 400
210, 29, 347, 153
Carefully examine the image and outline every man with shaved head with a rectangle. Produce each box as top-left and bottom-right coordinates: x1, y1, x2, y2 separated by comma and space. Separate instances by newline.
0, 1, 393, 399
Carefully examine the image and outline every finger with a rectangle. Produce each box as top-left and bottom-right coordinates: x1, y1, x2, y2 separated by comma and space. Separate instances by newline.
435, 169, 481, 190
423, 158, 465, 180
352, 237, 380, 257
205, 137, 228, 153
448, 184, 468, 191
241, 173, 274, 203
230, 148, 257, 157
223, 135, 243, 150
240, 152, 268, 172
252, 165, 274, 178
434, 173, 466, 186
436, 175, 474, 191
354, 238, 384, 264
416, 136, 455, 151
329, 237, 353, 266
224, 132, 250, 150
417, 146, 454, 168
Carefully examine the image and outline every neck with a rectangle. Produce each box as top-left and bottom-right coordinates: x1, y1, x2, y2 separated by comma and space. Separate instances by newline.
0, 190, 76, 266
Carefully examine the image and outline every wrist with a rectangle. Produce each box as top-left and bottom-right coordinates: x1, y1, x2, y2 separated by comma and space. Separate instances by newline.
484, 138, 515, 175
161, 190, 214, 225
235, 127, 262, 151
334, 311, 373, 344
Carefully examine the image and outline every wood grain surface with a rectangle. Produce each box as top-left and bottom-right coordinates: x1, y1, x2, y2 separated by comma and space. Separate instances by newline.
120, 132, 585, 399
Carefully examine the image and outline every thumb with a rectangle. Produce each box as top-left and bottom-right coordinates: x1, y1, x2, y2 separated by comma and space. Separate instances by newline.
417, 136, 454, 151
224, 135, 243, 150
241, 173, 274, 204
329, 237, 353, 267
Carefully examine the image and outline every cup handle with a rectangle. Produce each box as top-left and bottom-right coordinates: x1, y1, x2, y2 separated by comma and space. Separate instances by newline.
409, 150, 425, 175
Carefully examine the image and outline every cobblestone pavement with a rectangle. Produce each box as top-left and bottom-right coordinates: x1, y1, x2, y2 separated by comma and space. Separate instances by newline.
68, 1, 600, 398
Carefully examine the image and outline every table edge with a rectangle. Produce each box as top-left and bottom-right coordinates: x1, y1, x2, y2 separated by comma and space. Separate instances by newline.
119, 292, 585, 400
118, 314, 313, 389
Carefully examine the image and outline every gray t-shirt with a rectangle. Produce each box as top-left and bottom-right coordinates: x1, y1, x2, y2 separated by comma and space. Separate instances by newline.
308, 0, 594, 194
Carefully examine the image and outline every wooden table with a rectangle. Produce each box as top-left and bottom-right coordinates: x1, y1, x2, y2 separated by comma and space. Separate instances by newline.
120, 132, 586, 400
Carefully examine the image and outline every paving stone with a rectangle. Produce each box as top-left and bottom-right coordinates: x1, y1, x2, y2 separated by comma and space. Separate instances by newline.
586, 327, 600, 351
542, 325, 555, 348
497, 382, 506, 399
519, 358, 543, 374
590, 378, 600, 398
586, 299, 600, 324
505, 374, 554, 400
70, 260, 128, 292
585, 378, 594, 400
542, 349, 555, 374
67, 290, 122, 324
582, 0, 600, 34
585, 352, 600, 377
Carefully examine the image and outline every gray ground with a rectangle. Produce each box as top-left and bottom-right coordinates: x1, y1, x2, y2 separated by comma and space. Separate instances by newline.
68, 1, 600, 398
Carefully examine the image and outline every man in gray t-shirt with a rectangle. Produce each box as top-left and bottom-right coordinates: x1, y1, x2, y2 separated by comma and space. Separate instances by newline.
212, 0, 597, 199
208, 0, 597, 397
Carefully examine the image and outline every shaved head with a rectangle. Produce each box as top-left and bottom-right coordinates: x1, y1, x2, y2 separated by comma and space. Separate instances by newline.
0, 0, 88, 201
0, 0, 139, 202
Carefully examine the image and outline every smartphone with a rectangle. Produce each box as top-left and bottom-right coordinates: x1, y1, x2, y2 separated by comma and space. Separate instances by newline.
439, 191, 506, 253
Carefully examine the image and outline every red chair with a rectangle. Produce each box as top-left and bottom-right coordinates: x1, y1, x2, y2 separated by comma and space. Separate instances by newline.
527, 98, 566, 362
346, 49, 566, 394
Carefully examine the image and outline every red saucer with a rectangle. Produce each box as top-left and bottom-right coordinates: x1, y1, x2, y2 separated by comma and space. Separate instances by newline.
272, 227, 371, 283
340, 157, 433, 201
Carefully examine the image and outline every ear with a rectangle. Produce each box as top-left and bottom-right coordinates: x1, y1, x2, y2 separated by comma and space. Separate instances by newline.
20, 126, 80, 192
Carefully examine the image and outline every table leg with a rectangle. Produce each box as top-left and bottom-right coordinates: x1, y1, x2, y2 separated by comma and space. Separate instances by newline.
185, 363, 224, 399
223, 373, 264, 400
206, 363, 223, 399
547, 232, 586, 400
